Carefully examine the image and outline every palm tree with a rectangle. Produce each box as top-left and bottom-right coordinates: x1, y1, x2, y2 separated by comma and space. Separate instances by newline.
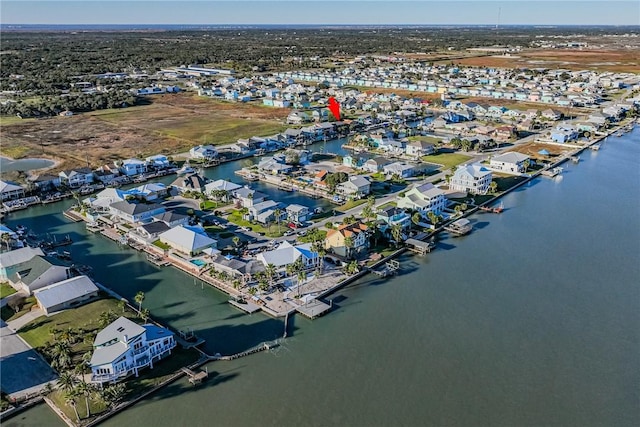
265, 263, 277, 285
344, 236, 354, 259
232, 236, 241, 251
57, 372, 77, 394
139, 308, 150, 322
489, 181, 498, 193
390, 223, 403, 247
427, 211, 439, 227
296, 270, 307, 298
98, 310, 117, 328
411, 212, 421, 227
134, 291, 145, 313
274, 208, 282, 233
118, 299, 126, 313
76, 380, 95, 417
101, 383, 126, 409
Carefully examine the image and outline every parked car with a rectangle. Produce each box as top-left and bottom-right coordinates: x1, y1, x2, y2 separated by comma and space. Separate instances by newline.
239, 226, 251, 232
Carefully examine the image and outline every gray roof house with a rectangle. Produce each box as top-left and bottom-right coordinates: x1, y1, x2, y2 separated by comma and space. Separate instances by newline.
109, 201, 166, 224
170, 173, 208, 193
489, 152, 530, 174
159, 225, 217, 256
7, 255, 71, 295
90, 317, 176, 384
0, 246, 44, 281
337, 176, 371, 197
33, 275, 99, 315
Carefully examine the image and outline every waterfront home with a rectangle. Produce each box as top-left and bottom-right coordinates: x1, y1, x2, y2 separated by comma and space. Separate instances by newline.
489, 152, 530, 173
145, 155, 171, 169
58, 168, 95, 189
109, 201, 165, 224
128, 183, 169, 202
133, 221, 171, 241
7, 255, 71, 295
257, 157, 295, 175
204, 179, 242, 199
324, 222, 369, 258
232, 187, 267, 208
158, 225, 217, 257
90, 316, 176, 384
362, 157, 391, 174
337, 176, 371, 198
449, 163, 492, 195
33, 275, 99, 315
29, 174, 61, 192
209, 256, 265, 281
376, 207, 412, 235
383, 162, 416, 179
93, 167, 120, 185
170, 173, 208, 194
397, 183, 448, 215
84, 188, 127, 211
287, 110, 311, 125
551, 125, 579, 143
246, 200, 285, 224
312, 108, 330, 122
405, 140, 436, 157
286, 204, 311, 224
0, 246, 44, 280
256, 241, 318, 269
119, 159, 146, 177
0, 180, 25, 201
189, 145, 218, 160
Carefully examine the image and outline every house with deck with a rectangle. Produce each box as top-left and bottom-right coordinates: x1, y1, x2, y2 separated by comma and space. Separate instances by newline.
449, 163, 492, 195
189, 145, 218, 160
489, 152, 530, 174
286, 204, 311, 224
109, 201, 165, 224
58, 168, 94, 188
397, 183, 448, 215
324, 222, 369, 258
90, 317, 176, 384
158, 225, 217, 257
119, 159, 146, 177
256, 241, 318, 269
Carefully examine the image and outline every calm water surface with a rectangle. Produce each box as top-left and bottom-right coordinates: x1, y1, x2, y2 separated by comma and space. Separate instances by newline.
8, 129, 640, 427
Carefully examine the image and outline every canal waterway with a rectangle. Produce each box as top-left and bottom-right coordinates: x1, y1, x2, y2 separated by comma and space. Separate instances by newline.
7, 129, 640, 426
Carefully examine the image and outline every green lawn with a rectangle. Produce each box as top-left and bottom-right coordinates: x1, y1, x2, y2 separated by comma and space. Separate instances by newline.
0, 282, 17, 298
0, 115, 35, 127
422, 152, 472, 170
200, 200, 229, 211
227, 210, 285, 238
49, 388, 109, 422
18, 298, 138, 349
336, 199, 367, 213
152, 240, 171, 250
408, 135, 443, 144
1, 296, 37, 322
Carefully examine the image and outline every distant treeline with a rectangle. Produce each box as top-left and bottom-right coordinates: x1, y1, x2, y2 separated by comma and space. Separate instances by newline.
0, 91, 138, 118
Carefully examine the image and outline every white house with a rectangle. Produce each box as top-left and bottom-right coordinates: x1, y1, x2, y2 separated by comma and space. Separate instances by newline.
337, 176, 371, 197
119, 159, 146, 177
58, 168, 94, 188
158, 225, 217, 256
109, 201, 166, 224
232, 187, 267, 208
256, 241, 318, 269
405, 140, 436, 157
7, 255, 71, 295
286, 204, 311, 224
383, 162, 415, 179
0, 180, 25, 201
397, 183, 448, 215
90, 317, 176, 384
189, 145, 218, 160
34, 275, 99, 315
489, 152, 530, 174
204, 179, 241, 199
450, 163, 493, 195
145, 155, 171, 169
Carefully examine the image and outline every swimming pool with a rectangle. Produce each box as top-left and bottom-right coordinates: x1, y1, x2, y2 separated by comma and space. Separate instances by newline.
190, 259, 207, 267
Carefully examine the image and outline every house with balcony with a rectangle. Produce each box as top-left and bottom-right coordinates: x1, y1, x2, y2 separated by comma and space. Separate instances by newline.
337, 176, 371, 198
489, 152, 530, 174
375, 207, 412, 236
58, 168, 94, 188
286, 204, 311, 224
397, 183, 448, 215
90, 317, 176, 384
0, 180, 25, 201
324, 222, 369, 258
109, 201, 165, 224
119, 159, 146, 177
405, 140, 436, 157
145, 155, 171, 169
189, 145, 218, 160
449, 163, 492, 195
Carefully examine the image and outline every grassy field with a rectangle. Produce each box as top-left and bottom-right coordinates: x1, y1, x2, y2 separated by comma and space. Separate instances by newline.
227, 210, 285, 238
18, 298, 138, 349
335, 199, 367, 213
0, 93, 288, 173
0, 282, 17, 299
422, 152, 472, 170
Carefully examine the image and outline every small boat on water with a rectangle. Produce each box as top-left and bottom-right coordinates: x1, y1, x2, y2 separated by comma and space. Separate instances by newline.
176, 161, 195, 175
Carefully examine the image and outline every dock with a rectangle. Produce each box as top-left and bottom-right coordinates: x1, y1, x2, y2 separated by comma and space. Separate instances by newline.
296, 299, 331, 319
229, 297, 261, 314
63, 209, 84, 222
405, 238, 435, 255
372, 260, 400, 277
181, 367, 209, 385
147, 253, 170, 267
541, 166, 563, 177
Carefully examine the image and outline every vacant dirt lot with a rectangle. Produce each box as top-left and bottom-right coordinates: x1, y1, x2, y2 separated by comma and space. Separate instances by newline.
514, 141, 573, 160
444, 49, 640, 73
0, 93, 289, 172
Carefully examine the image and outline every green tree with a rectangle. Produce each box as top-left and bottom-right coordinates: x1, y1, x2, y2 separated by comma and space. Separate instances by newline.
489, 181, 498, 193
76, 380, 96, 418
57, 372, 77, 394
134, 291, 145, 313
344, 236, 354, 259
139, 308, 150, 322
296, 270, 307, 298
274, 208, 282, 233
265, 263, 277, 284
390, 223, 403, 247
411, 212, 422, 227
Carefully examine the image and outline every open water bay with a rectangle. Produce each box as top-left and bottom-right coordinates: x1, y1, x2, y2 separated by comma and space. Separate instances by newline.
7, 129, 640, 427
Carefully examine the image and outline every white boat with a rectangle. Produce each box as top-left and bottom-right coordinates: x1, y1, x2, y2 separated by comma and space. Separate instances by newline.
176, 162, 195, 175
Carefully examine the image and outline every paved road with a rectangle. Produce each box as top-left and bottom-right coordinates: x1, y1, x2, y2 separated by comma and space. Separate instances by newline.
1, 318, 58, 400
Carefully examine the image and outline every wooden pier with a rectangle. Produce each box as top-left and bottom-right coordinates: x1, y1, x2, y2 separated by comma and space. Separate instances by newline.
63, 209, 84, 222
181, 367, 209, 385
147, 253, 170, 267
296, 299, 331, 319
372, 260, 400, 277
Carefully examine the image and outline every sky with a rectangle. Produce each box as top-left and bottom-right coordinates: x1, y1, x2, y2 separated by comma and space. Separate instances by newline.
1, 1, 639, 26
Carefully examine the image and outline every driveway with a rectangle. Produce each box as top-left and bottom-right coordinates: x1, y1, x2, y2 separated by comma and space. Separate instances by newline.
0, 318, 58, 400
